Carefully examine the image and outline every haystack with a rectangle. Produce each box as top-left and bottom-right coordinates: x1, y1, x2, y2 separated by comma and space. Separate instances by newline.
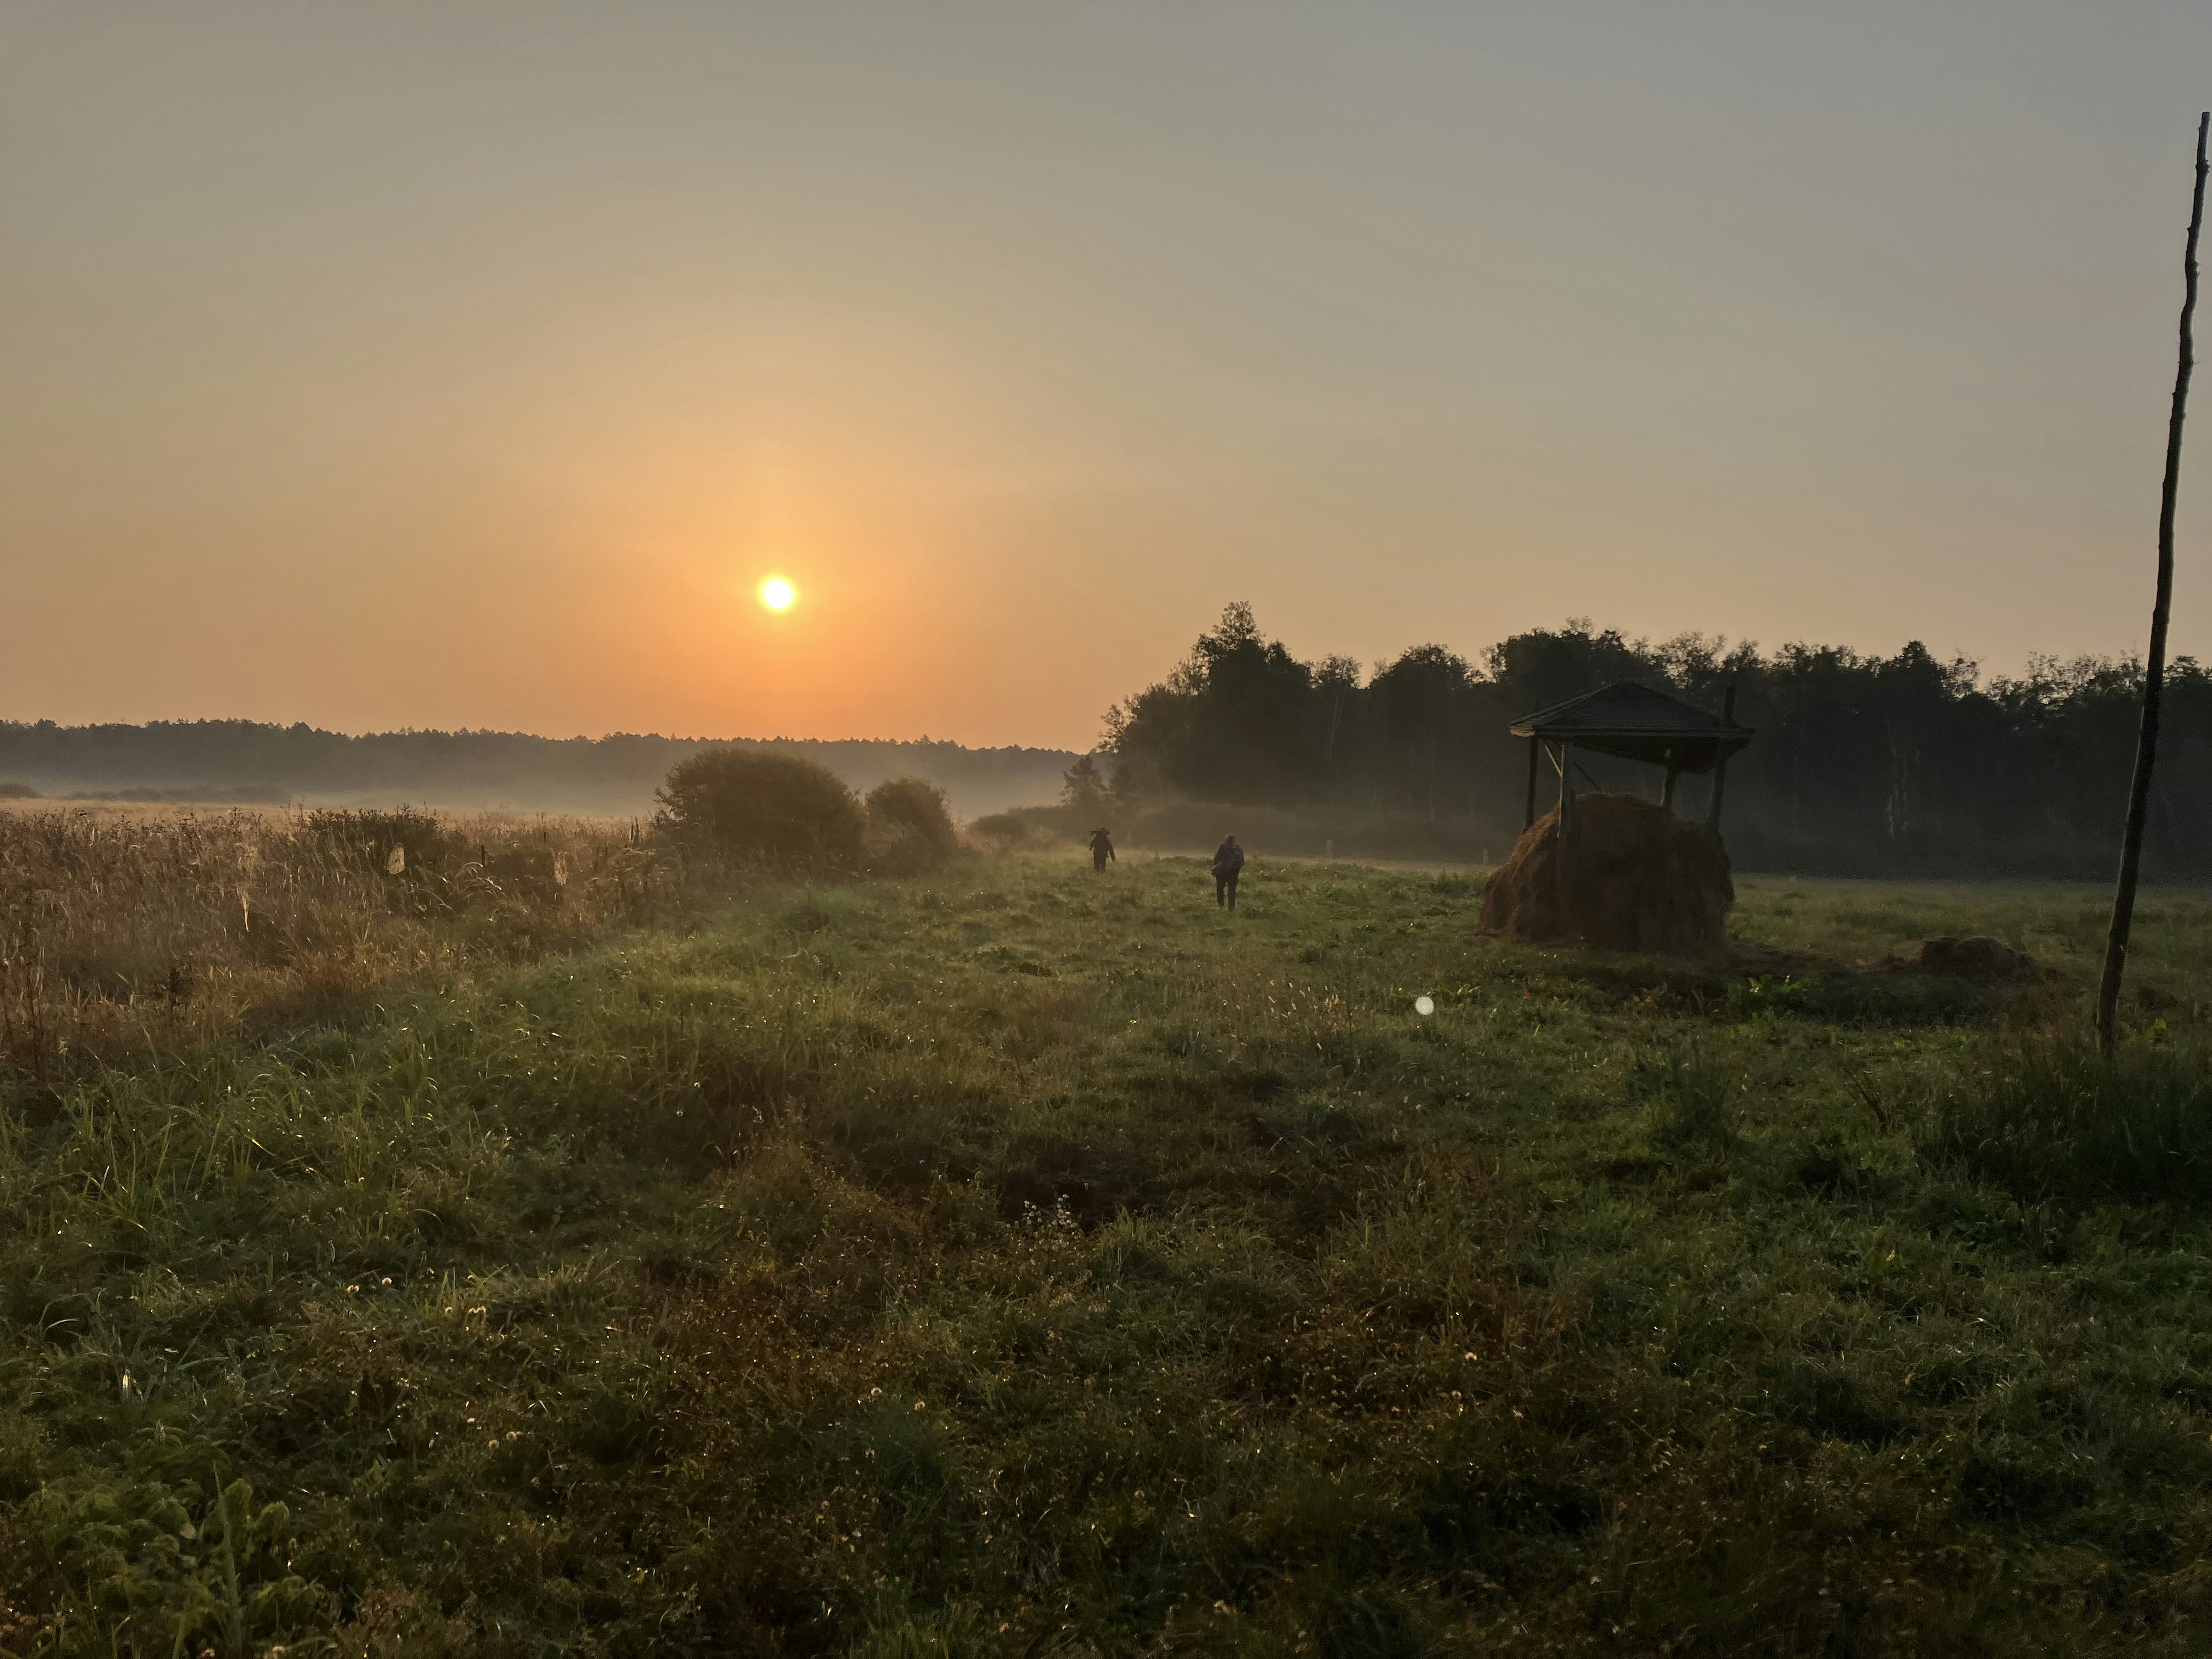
1479, 790, 1733, 953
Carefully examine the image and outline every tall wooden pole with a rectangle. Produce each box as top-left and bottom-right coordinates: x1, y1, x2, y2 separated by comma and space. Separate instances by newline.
2097, 112, 2208, 1057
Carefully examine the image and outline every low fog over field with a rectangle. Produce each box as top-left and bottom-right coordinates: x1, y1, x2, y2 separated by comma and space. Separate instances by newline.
0, 723, 1080, 819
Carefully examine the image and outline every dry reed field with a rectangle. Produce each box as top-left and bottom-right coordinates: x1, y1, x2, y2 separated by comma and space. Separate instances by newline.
0, 806, 667, 1089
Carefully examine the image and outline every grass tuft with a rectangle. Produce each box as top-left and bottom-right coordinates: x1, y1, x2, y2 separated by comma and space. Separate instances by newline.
1630, 1042, 1740, 1155
1922, 1035, 2212, 1207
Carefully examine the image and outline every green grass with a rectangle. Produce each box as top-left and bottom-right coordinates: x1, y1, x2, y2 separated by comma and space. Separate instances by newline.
5, 853, 2212, 1654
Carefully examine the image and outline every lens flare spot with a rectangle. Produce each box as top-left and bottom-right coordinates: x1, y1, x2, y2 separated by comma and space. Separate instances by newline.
758, 576, 797, 612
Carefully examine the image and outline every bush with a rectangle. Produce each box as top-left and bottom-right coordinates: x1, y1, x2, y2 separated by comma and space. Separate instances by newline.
298, 806, 461, 875
655, 749, 864, 872
967, 810, 1033, 850
864, 776, 958, 876
984, 804, 1091, 845
1921, 1036, 2212, 1207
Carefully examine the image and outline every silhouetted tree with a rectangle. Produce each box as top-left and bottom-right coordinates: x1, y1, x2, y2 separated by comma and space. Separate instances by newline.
1060, 754, 1111, 817
1103, 606, 2212, 880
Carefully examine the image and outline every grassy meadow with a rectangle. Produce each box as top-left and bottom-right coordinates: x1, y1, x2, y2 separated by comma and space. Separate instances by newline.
5, 838, 2212, 1655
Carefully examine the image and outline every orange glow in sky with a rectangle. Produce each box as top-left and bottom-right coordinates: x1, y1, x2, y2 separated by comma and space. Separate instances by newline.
3, 7, 2208, 748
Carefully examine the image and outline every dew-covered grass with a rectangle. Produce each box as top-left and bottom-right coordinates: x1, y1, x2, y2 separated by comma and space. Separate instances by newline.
5, 851, 2212, 1654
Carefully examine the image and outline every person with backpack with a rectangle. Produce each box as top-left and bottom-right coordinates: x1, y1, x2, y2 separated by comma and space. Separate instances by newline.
1088, 827, 1115, 871
1211, 834, 1245, 910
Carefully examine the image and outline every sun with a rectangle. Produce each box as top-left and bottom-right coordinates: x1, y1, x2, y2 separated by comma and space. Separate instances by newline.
757, 575, 797, 612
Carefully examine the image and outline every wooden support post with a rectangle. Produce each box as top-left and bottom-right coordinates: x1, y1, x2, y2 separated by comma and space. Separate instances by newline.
1662, 765, 1679, 810
1524, 735, 1539, 829
2100, 112, 2208, 1056
1706, 686, 1737, 831
1552, 740, 1573, 928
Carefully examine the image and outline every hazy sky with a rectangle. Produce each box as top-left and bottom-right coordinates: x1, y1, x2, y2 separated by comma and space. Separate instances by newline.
5, 4, 2210, 748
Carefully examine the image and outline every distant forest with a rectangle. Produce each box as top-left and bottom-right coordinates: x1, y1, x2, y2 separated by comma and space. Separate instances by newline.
0, 724, 1076, 819
12, 606, 2203, 880
1103, 604, 2210, 880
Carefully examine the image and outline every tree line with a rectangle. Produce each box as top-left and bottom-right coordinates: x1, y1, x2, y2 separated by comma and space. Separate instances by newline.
1098, 603, 2212, 879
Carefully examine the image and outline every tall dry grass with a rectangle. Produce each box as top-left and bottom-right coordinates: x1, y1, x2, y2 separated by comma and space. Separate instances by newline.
0, 804, 677, 1083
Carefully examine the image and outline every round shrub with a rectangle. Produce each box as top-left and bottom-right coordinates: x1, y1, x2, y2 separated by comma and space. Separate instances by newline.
863, 776, 958, 876
655, 749, 864, 871
967, 809, 1035, 851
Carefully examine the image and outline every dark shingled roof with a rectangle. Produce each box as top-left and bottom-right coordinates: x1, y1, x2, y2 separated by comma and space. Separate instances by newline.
1510, 681, 1752, 774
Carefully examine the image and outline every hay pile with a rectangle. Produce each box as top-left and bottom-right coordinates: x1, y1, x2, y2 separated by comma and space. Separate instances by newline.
1479, 791, 1734, 953
1872, 936, 2039, 981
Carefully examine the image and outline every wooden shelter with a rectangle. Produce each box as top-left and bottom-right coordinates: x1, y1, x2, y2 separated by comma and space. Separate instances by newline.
1511, 681, 1754, 831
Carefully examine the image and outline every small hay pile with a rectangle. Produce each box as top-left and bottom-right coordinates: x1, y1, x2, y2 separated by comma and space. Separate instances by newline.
1479, 791, 1734, 953
1872, 936, 2039, 982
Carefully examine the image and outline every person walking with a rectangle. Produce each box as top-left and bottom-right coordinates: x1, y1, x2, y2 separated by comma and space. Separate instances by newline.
1211, 834, 1244, 910
1088, 827, 1116, 871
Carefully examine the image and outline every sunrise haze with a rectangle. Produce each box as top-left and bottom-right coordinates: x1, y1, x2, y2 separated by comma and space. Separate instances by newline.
6, 2, 2210, 748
